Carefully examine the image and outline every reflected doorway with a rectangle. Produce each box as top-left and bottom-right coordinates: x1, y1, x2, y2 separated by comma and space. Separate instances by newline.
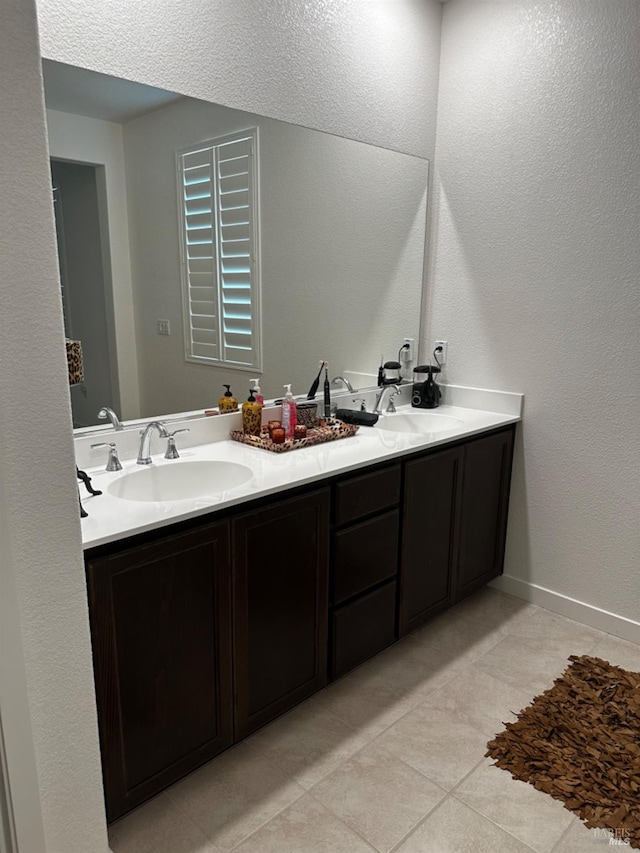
51, 159, 118, 428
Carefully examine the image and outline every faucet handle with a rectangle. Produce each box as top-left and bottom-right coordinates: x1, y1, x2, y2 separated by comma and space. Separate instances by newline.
91, 441, 123, 472
164, 428, 190, 459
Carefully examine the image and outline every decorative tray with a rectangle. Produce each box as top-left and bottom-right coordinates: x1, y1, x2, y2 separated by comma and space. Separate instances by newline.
230, 418, 359, 453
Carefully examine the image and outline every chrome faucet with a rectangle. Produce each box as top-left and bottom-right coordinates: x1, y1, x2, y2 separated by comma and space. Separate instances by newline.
97, 406, 123, 431
137, 421, 169, 465
373, 384, 400, 415
331, 376, 354, 393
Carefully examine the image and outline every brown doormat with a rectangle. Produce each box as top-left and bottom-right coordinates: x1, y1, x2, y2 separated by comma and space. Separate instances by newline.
486, 655, 640, 849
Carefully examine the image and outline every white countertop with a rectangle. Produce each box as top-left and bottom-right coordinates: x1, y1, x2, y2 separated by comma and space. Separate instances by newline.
79, 384, 523, 550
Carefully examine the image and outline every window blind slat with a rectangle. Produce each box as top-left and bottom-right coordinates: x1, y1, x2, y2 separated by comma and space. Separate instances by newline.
191, 300, 217, 316
219, 172, 249, 192
192, 341, 219, 359
218, 159, 248, 180
217, 139, 251, 162
179, 129, 259, 369
191, 328, 217, 346
187, 258, 214, 274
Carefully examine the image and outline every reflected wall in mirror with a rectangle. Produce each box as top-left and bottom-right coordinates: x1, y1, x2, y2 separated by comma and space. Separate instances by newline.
43, 60, 429, 429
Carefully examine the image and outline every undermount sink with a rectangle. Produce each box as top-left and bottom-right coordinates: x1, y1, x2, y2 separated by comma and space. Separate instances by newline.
107, 460, 253, 503
375, 411, 464, 436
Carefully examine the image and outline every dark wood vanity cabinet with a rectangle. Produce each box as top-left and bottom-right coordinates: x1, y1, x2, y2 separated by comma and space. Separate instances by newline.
85, 520, 233, 822
85, 425, 515, 822
399, 426, 515, 636
232, 488, 330, 739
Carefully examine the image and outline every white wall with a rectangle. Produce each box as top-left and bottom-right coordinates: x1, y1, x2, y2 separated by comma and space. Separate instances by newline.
37, 0, 443, 160
429, 0, 640, 632
0, 1, 109, 851
47, 109, 142, 420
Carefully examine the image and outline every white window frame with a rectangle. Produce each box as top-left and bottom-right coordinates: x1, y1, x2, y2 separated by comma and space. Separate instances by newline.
177, 128, 262, 372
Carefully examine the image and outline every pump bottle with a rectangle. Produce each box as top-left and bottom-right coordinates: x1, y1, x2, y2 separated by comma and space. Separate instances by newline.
250, 378, 264, 406
281, 384, 298, 438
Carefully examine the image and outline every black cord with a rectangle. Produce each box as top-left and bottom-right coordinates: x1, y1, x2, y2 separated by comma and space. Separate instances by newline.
398, 343, 410, 364
432, 346, 443, 371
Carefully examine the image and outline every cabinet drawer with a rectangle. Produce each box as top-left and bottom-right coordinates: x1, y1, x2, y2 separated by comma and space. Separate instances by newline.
334, 464, 401, 526
333, 509, 399, 605
332, 580, 397, 679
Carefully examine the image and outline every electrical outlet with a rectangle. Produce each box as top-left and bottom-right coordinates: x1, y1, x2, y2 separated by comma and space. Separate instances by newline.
434, 339, 448, 365
401, 337, 414, 363
157, 319, 171, 336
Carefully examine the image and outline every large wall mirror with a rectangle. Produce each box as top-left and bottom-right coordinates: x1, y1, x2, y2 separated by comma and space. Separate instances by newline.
43, 60, 429, 430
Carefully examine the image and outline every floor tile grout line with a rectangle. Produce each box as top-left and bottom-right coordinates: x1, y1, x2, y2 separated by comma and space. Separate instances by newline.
222, 788, 324, 853
303, 787, 387, 853
386, 791, 454, 853
446, 792, 540, 853
549, 816, 581, 853
245, 731, 453, 852
321, 666, 466, 743
447, 753, 488, 796
150, 789, 227, 852
162, 746, 308, 851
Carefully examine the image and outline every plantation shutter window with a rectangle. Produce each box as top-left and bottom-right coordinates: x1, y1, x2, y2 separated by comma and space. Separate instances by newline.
178, 129, 261, 370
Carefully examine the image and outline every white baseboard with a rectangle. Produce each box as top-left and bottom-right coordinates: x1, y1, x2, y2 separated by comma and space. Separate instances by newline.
490, 574, 640, 645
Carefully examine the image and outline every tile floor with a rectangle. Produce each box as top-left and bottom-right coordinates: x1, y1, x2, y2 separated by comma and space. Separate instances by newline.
108, 589, 640, 853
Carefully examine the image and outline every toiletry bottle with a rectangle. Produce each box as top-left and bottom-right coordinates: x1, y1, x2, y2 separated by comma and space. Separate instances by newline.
242, 388, 262, 435
219, 384, 239, 413
281, 384, 298, 438
250, 378, 264, 406
323, 365, 331, 418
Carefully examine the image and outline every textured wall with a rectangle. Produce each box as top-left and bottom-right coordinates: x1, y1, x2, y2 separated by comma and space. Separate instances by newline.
429, 0, 640, 622
37, 0, 442, 160
0, 1, 109, 850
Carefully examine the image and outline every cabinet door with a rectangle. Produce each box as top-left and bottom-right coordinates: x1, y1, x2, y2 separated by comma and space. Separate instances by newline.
86, 521, 233, 822
456, 427, 515, 599
399, 446, 463, 636
233, 488, 330, 738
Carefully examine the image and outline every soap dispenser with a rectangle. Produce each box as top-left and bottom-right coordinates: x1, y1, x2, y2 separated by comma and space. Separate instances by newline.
281, 384, 298, 438
242, 388, 262, 435
250, 378, 264, 406
219, 384, 239, 413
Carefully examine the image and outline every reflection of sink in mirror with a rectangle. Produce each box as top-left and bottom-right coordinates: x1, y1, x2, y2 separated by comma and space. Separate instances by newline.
107, 461, 253, 503
43, 60, 428, 429
375, 412, 464, 436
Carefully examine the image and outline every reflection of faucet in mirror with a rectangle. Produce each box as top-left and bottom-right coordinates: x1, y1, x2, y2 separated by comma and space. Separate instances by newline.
97, 407, 123, 431
137, 422, 169, 465
374, 384, 400, 415
331, 376, 354, 393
